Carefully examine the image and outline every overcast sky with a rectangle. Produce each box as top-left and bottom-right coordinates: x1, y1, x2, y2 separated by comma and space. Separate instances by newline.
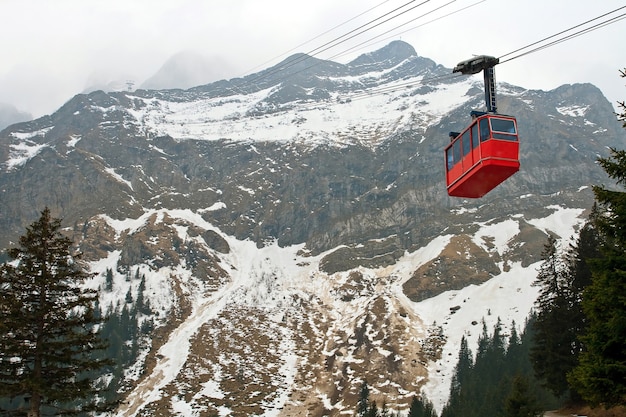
1, 0, 625, 118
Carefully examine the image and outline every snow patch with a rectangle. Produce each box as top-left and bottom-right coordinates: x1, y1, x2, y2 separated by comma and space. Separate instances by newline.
104, 167, 133, 190
472, 218, 520, 256
556, 104, 589, 117
5, 141, 48, 170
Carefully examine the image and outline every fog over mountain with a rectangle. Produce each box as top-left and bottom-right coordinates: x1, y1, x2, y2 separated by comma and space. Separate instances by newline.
141, 51, 235, 90
0, 103, 31, 131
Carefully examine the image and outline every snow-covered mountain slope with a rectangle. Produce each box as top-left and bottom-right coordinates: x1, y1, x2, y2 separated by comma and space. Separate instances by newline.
125, 71, 472, 146
1, 40, 625, 416
77, 204, 584, 416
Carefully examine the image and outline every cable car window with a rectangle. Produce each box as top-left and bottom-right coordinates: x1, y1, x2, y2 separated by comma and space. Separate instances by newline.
471, 123, 479, 148
446, 148, 454, 170
462, 131, 471, 156
489, 118, 516, 140
479, 118, 490, 141
453, 138, 461, 164
490, 118, 516, 133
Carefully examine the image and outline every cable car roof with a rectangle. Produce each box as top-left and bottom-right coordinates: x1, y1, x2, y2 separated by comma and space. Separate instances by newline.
453, 55, 499, 75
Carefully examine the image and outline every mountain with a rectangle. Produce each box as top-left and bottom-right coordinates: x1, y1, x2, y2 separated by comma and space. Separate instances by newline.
0, 102, 31, 131
1, 40, 625, 416
141, 51, 235, 90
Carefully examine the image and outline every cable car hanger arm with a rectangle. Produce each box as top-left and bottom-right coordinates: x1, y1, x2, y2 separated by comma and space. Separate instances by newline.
453, 55, 499, 113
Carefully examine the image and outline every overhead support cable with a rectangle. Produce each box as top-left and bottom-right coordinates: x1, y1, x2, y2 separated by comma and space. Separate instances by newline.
324, 0, 458, 62
240, 0, 396, 76
252, 0, 460, 92
498, 5, 626, 64
326, 0, 485, 63
243, 0, 432, 88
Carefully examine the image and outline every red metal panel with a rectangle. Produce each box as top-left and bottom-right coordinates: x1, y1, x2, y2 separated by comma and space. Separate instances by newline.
447, 157, 519, 198
445, 114, 520, 198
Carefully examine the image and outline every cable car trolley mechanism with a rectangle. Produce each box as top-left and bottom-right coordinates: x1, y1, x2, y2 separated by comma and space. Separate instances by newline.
445, 55, 520, 198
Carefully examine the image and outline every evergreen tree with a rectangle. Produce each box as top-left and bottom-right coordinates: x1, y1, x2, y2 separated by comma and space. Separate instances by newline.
503, 375, 542, 417
104, 267, 114, 292
568, 210, 602, 353
442, 318, 560, 417
530, 235, 580, 398
367, 401, 378, 417
572, 205, 603, 296
526, 206, 603, 402
136, 274, 151, 315
445, 335, 473, 416
409, 396, 422, 417
520, 314, 563, 410
408, 395, 437, 417
0, 208, 113, 416
125, 287, 133, 304
504, 322, 523, 379
569, 75, 626, 407
357, 381, 371, 417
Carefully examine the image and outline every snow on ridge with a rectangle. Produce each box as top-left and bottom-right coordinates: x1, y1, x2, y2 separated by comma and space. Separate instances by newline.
527, 205, 585, 247
5, 141, 49, 170
124, 75, 475, 147
9, 126, 54, 140
104, 167, 133, 190
498, 84, 527, 97
388, 234, 454, 284
198, 202, 226, 212
468, 206, 585, 258
67, 134, 81, 149
86, 250, 177, 323
556, 104, 589, 118
328, 57, 415, 83
472, 218, 520, 256
5, 126, 57, 170
99, 208, 224, 239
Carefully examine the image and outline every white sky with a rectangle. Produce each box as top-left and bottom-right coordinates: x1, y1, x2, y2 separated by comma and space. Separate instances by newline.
1, 0, 625, 118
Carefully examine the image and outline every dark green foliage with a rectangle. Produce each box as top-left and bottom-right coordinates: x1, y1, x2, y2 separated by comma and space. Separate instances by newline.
408, 396, 437, 417
503, 375, 543, 417
620, 69, 626, 129
569, 211, 626, 405
136, 273, 151, 315
125, 287, 133, 304
528, 204, 604, 402
92, 303, 142, 406
441, 317, 559, 417
353, 381, 436, 417
443, 335, 473, 415
0, 208, 113, 416
569, 83, 626, 407
104, 267, 113, 292
568, 257, 626, 406
367, 401, 379, 417
357, 381, 371, 417
530, 235, 584, 399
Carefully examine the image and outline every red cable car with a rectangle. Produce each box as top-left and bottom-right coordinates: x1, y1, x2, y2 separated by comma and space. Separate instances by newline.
445, 55, 520, 198
445, 112, 519, 198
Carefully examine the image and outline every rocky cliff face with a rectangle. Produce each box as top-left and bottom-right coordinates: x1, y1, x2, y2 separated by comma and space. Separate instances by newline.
1, 41, 625, 416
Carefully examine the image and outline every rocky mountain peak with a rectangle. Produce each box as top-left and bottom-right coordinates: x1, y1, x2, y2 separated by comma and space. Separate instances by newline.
349, 40, 417, 66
